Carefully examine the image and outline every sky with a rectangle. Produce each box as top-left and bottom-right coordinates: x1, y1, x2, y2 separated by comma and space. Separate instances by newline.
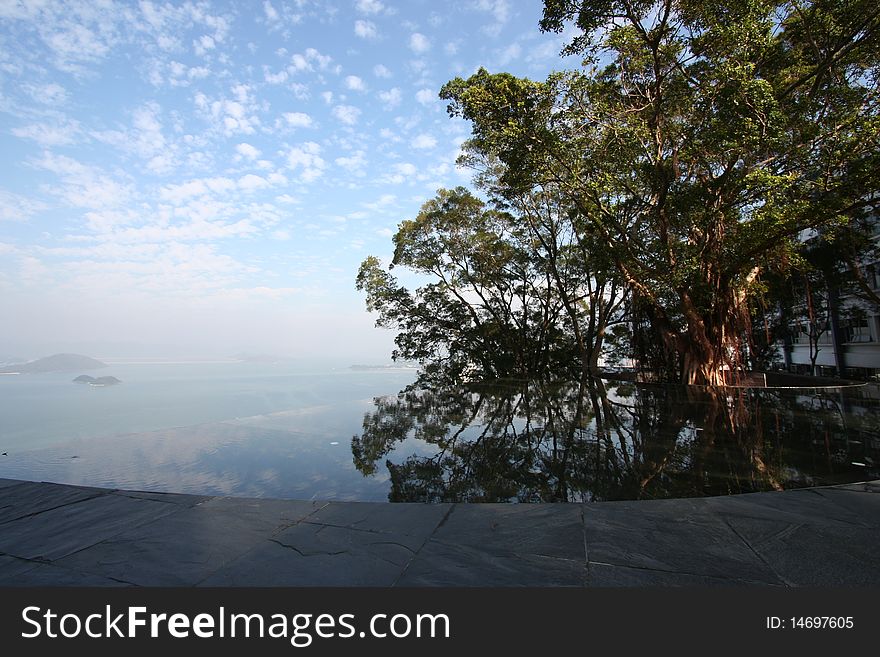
0, 0, 578, 361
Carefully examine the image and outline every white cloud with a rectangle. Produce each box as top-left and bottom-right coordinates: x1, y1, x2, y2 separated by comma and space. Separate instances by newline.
264, 67, 288, 84
332, 105, 361, 125
236, 143, 261, 160
89, 102, 173, 168
238, 174, 270, 192
290, 53, 310, 71
334, 150, 367, 175
497, 42, 521, 65
28, 82, 69, 105
354, 20, 377, 39
476, 0, 511, 37
344, 75, 366, 92
159, 177, 237, 204
286, 142, 325, 182
193, 34, 215, 56
263, 0, 279, 21
355, 0, 384, 14
373, 64, 391, 78
379, 127, 400, 142
0, 190, 49, 222
411, 134, 437, 149
34, 153, 133, 210
379, 162, 418, 184
12, 119, 81, 147
146, 153, 175, 175
80, 208, 141, 233
289, 82, 310, 100
362, 193, 397, 211
409, 33, 430, 53
157, 59, 213, 87
289, 48, 333, 73
415, 88, 436, 105
378, 87, 401, 108
282, 112, 314, 128
196, 87, 262, 136
41, 21, 114, 72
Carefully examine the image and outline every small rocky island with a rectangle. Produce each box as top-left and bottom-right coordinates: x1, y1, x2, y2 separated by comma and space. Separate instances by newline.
73, 375, 122, 386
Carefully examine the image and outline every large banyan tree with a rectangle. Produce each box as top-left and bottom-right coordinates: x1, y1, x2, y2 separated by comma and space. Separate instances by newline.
441, 0, 880, 385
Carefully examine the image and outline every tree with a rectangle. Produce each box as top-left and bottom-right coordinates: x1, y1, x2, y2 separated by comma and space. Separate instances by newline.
460, 148, 630, 374
357, 187, 574, 383
357, 185, 627, 383
441, 0, 880, 384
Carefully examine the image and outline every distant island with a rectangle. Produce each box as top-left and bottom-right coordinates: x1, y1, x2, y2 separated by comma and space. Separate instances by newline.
0, 353, 108, 374
350, 364, 418, 371
73, 375, 122, 386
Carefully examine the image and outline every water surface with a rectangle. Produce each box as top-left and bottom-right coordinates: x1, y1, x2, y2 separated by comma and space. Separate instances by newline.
1, 365, 876, 502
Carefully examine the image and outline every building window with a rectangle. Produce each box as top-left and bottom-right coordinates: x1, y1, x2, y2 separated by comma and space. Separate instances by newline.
840, 316, 874, 343
791, 317, 832, 345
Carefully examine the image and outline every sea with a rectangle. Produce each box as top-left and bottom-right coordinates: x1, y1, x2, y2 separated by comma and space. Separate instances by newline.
0, 360, 422, 501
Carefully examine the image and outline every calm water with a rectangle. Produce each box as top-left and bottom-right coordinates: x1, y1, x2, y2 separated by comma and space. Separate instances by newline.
0, 363, 877, 502
0, 361, 421, 500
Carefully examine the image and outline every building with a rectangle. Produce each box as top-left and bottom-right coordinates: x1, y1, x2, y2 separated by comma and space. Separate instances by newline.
781, 220, 880, 380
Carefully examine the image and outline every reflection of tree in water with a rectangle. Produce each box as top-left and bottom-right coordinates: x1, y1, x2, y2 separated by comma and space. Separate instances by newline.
352, 379, 880, 502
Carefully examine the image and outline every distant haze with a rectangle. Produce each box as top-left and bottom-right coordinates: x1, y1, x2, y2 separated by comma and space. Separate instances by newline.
1, 296, 398, 362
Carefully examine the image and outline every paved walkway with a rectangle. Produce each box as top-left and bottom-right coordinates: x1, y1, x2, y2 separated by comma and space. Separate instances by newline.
0, 478, 877, 586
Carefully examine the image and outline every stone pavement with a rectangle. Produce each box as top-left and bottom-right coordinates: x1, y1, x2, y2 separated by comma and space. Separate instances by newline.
0, 477, 877, 587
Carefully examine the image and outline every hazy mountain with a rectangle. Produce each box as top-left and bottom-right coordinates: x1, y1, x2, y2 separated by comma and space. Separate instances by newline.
0, 353, 108, 374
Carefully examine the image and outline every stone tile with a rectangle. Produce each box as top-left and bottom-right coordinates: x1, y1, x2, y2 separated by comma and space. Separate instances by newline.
278, 517, 426, 553
585, 562, 782, 587
56, 497, 325, 586
726, 516, 880, 587
425, 503, 585, 560
197, 496, 328, 529
582, 499, 782, 584
397, 540, 587, 587
0, 494, 182, 561
811, 489, 880, 527
827, 480, 880, 493
301, 501, 451, 539
200, 524, 415, 586
0, 480, 105, 525
0, 554, 42, 582
703, 488, 870, 528
0, 561, 132, 586
110, 489, 212, 507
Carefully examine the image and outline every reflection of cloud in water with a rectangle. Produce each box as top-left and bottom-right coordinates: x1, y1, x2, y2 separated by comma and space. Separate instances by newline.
0, 404, 403, 500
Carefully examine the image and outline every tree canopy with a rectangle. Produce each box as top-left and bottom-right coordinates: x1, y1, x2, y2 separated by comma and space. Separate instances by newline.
440, 0, 880, 384
359, 0, 879, 385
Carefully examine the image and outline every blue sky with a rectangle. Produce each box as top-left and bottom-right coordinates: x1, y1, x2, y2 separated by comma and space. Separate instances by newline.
0, 0, 577, 361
